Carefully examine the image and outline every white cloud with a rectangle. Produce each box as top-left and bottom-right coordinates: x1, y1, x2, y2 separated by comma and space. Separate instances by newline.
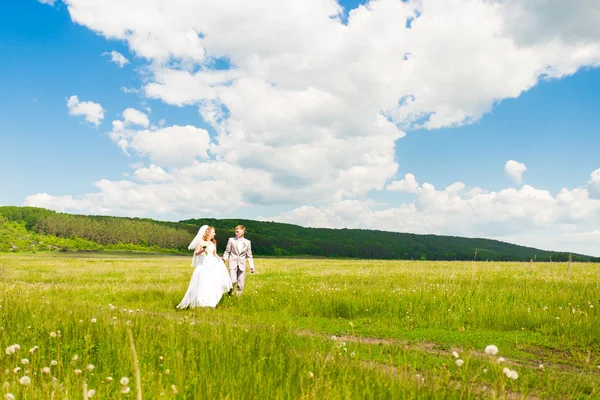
54, 0, 600, 205
123, 108, 150, 127
504, 160, 527, 184
66, 95, 105, 126
387, 173, 419, 193
588, 168, 600, 199
38, 0, 56, 5
267, 173, 600, 256
133, 164, 173, 182
102, 51, 129, 68
109, 123, 211, 167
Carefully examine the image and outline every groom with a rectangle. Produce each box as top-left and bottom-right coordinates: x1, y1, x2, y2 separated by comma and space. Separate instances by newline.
223, 225, 255, 296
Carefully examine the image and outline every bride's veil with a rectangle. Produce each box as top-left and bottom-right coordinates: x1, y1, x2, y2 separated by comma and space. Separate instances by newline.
189, 225, 209, 250
189, 225, 209, 267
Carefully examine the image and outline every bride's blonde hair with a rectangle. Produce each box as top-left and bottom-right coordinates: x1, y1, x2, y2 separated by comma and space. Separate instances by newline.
202, 226, 217, 245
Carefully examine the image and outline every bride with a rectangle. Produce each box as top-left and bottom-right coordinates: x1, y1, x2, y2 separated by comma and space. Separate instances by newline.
177, 225, 233, 309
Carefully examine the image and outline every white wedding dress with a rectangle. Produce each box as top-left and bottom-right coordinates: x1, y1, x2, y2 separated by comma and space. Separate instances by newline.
177, 242, 233, 309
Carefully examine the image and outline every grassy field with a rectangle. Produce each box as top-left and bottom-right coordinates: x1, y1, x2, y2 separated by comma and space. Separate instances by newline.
1, 254, 599, 399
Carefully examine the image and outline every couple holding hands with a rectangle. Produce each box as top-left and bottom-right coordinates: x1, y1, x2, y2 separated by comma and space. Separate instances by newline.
176, 225, 255, 309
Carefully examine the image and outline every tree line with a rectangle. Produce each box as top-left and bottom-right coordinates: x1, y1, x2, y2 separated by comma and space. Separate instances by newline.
0, 206, 596, 262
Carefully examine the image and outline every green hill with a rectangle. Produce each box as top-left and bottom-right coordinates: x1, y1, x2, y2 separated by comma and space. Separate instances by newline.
0, 206, 596, 262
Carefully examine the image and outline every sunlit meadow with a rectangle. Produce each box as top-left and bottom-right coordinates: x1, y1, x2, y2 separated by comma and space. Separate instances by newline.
1, 254, 599, 399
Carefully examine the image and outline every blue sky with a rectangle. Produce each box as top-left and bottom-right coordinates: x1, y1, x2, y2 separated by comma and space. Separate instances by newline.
1, 0, 600, 256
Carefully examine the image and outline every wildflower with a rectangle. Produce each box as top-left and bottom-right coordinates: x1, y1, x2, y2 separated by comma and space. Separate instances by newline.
106, 377, 113, 383
12, 345, 20, 351
13, 368, 21, 374
509, 370, 518, 380
51, 360, 58, 366
350, 352, 356, 357
91, 318, 97, 323
120, 377, 129, 385
452, 351, 459, 358
455, 359, 464, 367
484, 345, 498, 356
29, 346, 38, 354
87, 389, 96, 397
21, 359, 29, 365
50, 332, 57, 338
42, 367, 50, 374
308, 371, 314, 378
121, 387, 130, 394
502, 367, 510, 376
6, 394, 15, 400
19, 376, 31, 386
74, 369, 82, 375
497, 357, 505, 363
87, 364, 94, 371
72, 355, 78, 361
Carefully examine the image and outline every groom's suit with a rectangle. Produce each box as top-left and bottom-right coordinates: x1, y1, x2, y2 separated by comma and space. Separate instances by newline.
223, 237, 254, 294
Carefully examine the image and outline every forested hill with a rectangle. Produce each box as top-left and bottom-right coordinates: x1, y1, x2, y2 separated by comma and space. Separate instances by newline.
0, 206, 596, 262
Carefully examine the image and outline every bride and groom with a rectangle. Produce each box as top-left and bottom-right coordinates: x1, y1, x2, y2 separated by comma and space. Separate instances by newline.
176, 224, 255, 309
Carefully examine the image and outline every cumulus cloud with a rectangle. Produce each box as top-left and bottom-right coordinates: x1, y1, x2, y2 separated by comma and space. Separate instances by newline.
66, 95, 105, 126
133, 164, 173, 182
266, 174, 600, 255
387, 173, 419, 193
123, 108, 150, 127
102, 51, 129, 68
54, 0, 600, 203
109, 123, 211, 167
504, 160, 527, 184
588, 168, 600, 199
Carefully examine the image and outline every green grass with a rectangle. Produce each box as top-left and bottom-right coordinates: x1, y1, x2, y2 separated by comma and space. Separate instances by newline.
1, 254, 599, 399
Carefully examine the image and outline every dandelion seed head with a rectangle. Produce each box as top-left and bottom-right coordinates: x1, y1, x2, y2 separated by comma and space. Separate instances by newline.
172, 385, 178, 394
51, 360, 58, 366
106, 377, 113, 383
42, 367, 50, 374
74, 369, 82, 375
484, 345, 499, 356
87, 389, 95, 397
91, 318, 97, 323
497, 357, 505, 363
50, 332, 57, 338
19, 376, 31, 386
120, 377, 129, 385
13, 368, 20, 374
455, 359, 464, 367
452, 351, 459, 358
503, 367, 511, 376
21, 359, 29, 365
87, 364, 94, 371
121, 386, 130, 394
6, 394, 15, 400
509, 370, 518, 380
308, 371, 314, 378
164, 369, 170, 375
539, 364, 544, 369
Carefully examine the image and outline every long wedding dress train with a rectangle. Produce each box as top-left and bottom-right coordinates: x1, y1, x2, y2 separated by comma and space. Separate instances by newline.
177, 243, 232, 309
